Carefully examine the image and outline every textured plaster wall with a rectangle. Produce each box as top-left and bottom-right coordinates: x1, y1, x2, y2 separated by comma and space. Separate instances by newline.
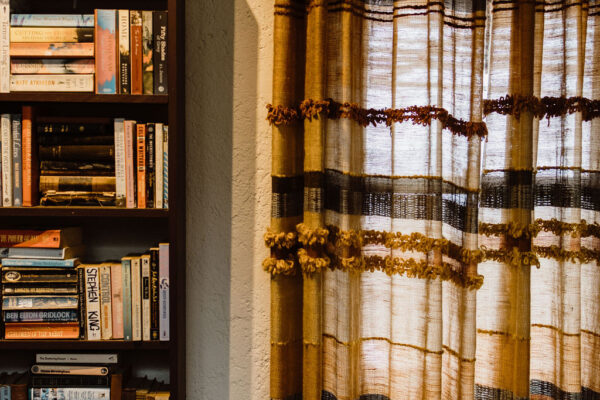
185, 0, 273, 399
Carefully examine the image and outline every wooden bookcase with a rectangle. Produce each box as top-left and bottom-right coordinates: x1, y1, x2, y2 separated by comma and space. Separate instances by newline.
0, 0, 186, 398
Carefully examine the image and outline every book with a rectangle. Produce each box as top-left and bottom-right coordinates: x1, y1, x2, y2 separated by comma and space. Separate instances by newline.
4, 322, 80, 339
114, 118, 126, 206
118, 10, 130, 94
7, 244, 85, 259
1, 113, 12, 206
3, 309, 79, 322
110, 262, 124, 339
150, 247, 159, 340
146, 123, 155, 208
2, 267, 78, 282
155, 123, 163, 209
40, 176, 116, 193
36, 353, 118, 364
22, 106, 38, 207
99, 264, 113, 339
95, 9, 117, 94
159, 243, 169, 341
29, 388, 110, 400
163, 126, 168, 208
85, 265, 102, 340
2, 295, 78, 310
41, 160, 114, 172
142, 11, 153, 94
37, 118, 112, 135
153, 11, 168, 95
10, 27, 94, 43
31, 375, 109, 388
11, 59, 95, 74
0, 229, 43, 246
2, 285, 77, 295
31, 365, 109, 376
40, 191, 116, 207
10, 74, 94, 92
131, 256, 142, 341
39, 135, 114, 146
77, 266, 86, 338
2, 258, 79, 267
11, 14, 94, 27
11, 114, 22, 206
136, 124, 146, 208
14, 227, 82, 248
0, 0, 8, 93
141, 254, 150, 341
10, 42, 94, 57
122, 257, 132, 341
39, 145, 115, 161
124, 120, 136, 208
130, 11, 143, 95
6, 372, 26, 400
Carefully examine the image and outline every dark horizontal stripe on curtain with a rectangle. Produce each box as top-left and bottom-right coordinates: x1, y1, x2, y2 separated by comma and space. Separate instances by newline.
530, 380, 600, 400
272, 175, 303, 218
322, 391, 391, 400
475, 384, 529, 400
484, 95, 600, 121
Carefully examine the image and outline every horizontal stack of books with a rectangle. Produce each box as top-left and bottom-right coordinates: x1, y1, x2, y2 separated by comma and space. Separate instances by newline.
0, 371, 27, 399
1, 227, 83, 339
0, 9, 167, 94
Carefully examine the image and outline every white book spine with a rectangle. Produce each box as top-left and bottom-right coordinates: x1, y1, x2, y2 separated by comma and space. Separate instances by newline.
141, 255, 151, 341
163, 126, 168, 208
131, 256, 142, 341
99, 265, 112, 340
10, 74, 94, 92
0, 0, 9, 93
124, 120, 136, 208
36, 353, 117, 364
159, 243, 169, 341
29, 387, 110, 400
1, 113, 12, 206
114, 118, 126, 207
85, 266, 102, 341
155, 123, 164, 209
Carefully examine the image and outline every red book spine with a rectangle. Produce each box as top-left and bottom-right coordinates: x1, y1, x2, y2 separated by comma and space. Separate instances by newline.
130, 11, 142, 95
22, 106, 38, 207
136, 124, 146, 208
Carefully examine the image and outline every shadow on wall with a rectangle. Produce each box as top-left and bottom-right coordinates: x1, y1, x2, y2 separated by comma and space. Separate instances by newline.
185, 0, 259, 399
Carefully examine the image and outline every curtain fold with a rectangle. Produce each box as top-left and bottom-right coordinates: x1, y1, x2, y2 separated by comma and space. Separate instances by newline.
267, 1, 600, 399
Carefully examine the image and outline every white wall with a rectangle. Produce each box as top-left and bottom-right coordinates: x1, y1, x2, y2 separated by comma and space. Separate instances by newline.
185, 0, 272, 399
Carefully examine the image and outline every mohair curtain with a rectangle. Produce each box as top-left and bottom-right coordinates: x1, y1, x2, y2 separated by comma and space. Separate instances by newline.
265, 1, 600, 399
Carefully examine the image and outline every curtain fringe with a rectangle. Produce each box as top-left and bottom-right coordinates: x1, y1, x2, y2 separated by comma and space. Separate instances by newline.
479, 218, 600, 239
483, 94, 600, 121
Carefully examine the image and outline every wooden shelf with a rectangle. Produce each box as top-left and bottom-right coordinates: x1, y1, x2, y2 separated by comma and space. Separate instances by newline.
0, 207, 169, 218
0, 93, 168, 104
0, 340, 170, 350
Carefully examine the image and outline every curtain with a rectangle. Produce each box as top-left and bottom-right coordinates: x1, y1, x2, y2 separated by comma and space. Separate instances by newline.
265, 1, 600, 399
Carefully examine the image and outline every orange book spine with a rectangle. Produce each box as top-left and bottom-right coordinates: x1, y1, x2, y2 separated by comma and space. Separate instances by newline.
110, 263, 124, 339
4, 322, 80, 339
125, 120, 136, 208
22, 106, 38, 207
13, 229, 60, 248
130, 11, 142, 95
136, 124, 146, 208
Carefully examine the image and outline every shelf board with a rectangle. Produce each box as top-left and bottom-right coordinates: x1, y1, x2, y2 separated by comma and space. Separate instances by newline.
0, 340, 170, 350
0, 93, 168, 104
0, 207, 169, 218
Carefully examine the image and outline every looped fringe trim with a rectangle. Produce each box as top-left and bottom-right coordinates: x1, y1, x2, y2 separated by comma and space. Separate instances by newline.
480, 246, 540, 268
483, 94, 600, 121
263, 229, 298, 249
296, 223, 329, 246
262, 256, 297, 276
479, 218, 600, 239
267, 99, 488, 139
534, 245, 600, 264
297, 248, 331, 275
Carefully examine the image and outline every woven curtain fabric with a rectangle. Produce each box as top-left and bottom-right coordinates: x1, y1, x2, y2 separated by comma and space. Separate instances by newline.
267, 1, 600, 399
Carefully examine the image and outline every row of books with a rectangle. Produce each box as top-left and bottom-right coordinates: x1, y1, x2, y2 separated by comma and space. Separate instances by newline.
0, 8, 167, 94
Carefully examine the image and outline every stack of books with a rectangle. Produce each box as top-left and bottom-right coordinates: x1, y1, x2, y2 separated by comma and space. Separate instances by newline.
1, 227, 83, 339
123, 376, 170, 400
9, 14, 95, 92
0, 371, 27, 399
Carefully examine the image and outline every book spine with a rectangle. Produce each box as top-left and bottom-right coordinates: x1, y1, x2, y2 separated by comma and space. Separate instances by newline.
150, 247, 159, 340
0, 386, 8, 400
31, 374, 109, 388
3, 309, 78, 322
131, 256, 142, 341
94, 10, 117, 94
39, 176, 116, 192
155, 123, 163, 209
77, 267, 86, 339
10, 74, 94, 92
124, 120, 136, 208
110, 263, 123, 339
11, 14, 94, 27
1, 114, 12, 206
118, 10, 130, 94
141, 254, 150, 341
163, 125, 168, 208
4, 323, 79, 339
37, 121, 110, 135
146, 123, 155, 208
122, 258, 132, 341
10, 42, 94, 57
38, 145, 114, 161
130, 11, 143, 95
11, 114, 22, 206
153, 11, 168, 95
38, 135, 114, 146
159, 243, 169, 341
3, 286, 77, 295
9, 27, 94, 43
36, 353, 117, 363
11, 59, 95, 74
114, 118, 126, 206
22, 106, 37, 207
29, 388, 110, 400
1, 258, 77, 267
141, 11, 153, 94
99, 265, 112, 339
136, 124, 146, 208
2, 295, 78, 310
0, 0, 9, 93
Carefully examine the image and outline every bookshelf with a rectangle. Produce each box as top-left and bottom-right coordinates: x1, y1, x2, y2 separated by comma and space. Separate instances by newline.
0, 0, 186, 399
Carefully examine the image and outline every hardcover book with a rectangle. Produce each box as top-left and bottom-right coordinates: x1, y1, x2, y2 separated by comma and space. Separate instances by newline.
141, 11, 153, 94
0, 229, 43, 247
10, 74, 94, 92
95, 9, 117, 94
152, 11, 168, 95
38, 145, 115, 161
14, 227, 82, 248
11, 14, 94, 27
40, 176, 116, 193
9, 27, 94, 43
11, 59, 95, 74
118, 10, 130, 94
130, 11, 143, 95
10, 42, 94, 57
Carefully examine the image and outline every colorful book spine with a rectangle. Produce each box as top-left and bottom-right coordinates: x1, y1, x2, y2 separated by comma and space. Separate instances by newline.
153, 11, 168, 95
11, 59, 95, 74
131, 256, 142, 341
141, 254, 150, 341
141, 11, 153, 94
1, 113, 12, 206
11, 114, 22, 206
2, 295, 78, 310
163, 125, 168, 208
136, 124, 146, 208
77, 266, 86, 338
122, 257, 132, 341
22, 106, 38, 207
29, 388, 110, 400
159, 243, 169, 341
110, 263, 124, 339
150, 247, 159, 340
118, 10, 130, 94
10, 74, 94, 92
99, 264, 112, 340
114, 118, 126, 206
145, 123, 155, 208
3, 310, 78, 323
10, 42, 94, 57
0, 0, 9, 93
11, 14, 94, 27
124, 120, 136, 208
10, 27, 94, 43
155, 123, 163, 209
85, 265, 101, 340
1, 258, 78, 267
5, 323, 79, 339
130, 11, 143, 95
94, 9, 117, 94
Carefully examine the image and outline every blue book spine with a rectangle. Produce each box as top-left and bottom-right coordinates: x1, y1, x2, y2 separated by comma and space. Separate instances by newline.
122, 258, 132, 341
11, 14, 94, 27
3, 309, 78, 322
1, 258, 77, 267
95, 10, 117, 94
0, 385, 9, 400
12, 114, 22, 207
